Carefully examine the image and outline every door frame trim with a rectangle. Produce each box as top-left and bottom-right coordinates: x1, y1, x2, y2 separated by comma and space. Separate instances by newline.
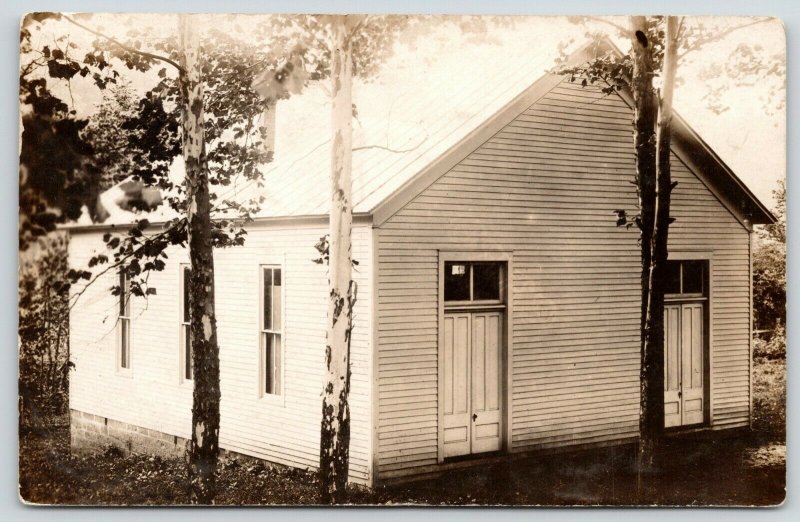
666, 251, 714, 427
437, 250, 513, 463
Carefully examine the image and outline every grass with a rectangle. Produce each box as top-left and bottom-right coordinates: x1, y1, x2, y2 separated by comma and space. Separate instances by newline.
752, 356, 786, 443
19, 358, 786, 506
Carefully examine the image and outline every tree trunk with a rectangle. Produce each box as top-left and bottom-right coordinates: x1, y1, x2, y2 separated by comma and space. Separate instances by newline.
178, 13, 221, 505
629, 15, 661, 494
319, 16, 356, 505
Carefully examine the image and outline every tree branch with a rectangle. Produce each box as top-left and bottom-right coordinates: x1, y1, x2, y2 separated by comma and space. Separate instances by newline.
570, 16, 632, 38
68, 219, 186, 310
678, 17, 772, 61
61, 14, 186, 74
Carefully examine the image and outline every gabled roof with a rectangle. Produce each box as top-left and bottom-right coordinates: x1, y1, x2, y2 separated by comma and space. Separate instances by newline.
226, 29, 564, 220
71, 32, 774, 230
369, 37, 775, 227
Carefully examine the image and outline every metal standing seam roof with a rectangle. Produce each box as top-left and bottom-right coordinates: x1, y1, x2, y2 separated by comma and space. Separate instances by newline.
222, 37, 560, 219
71, 31, 774, 228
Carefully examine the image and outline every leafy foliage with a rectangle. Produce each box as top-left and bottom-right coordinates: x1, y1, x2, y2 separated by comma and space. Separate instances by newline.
21, 14, 294, 300
751, 356, 786, 442
19, 234, 72, 428
312, 234, 359, 267
19, 14, 125, 250
754, 180, 786, 334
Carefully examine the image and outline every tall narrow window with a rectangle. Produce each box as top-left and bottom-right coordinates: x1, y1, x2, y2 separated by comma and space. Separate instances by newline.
118, 270, 132, 370
260, 266, 282, 396
180, 265, 192, 381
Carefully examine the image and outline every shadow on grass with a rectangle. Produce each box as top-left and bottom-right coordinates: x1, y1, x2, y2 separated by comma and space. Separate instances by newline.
19, 359, 785, 506
19, 422, 784, 506
370, 429, 785, 506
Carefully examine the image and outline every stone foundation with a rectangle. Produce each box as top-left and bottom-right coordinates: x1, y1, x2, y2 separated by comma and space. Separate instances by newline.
70, 409, 187, 458
69, 409, 350, 484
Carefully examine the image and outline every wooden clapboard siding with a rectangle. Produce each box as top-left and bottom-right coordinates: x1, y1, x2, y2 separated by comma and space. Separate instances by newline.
69, 223, 373, 484
374, 77, 752, 478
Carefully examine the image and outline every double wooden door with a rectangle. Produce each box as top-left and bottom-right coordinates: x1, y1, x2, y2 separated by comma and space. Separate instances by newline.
664, 303, 705, 428
442, 310, 503, 458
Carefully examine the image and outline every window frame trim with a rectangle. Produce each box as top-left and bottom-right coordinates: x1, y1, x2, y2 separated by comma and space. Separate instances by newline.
258, 261, 286, 405
664, 257, 709, 301
444, 261, 506, 308
663, 250, 715, 427
116, 269, 133, 377
178, 263, 193, 385
437, 250, 514, 462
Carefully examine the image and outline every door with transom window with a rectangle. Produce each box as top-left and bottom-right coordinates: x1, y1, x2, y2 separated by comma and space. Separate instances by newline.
664, 259, 708, 428
441, 260, 506, 458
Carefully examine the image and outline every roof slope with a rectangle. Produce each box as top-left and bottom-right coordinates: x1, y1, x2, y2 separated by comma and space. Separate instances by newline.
77, 28, 774, 228
226, 26, 568, 219
365, 37, 775, 226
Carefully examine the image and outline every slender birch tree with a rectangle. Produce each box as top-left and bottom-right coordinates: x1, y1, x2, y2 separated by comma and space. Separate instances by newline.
258, 15, 509, 503
628, 16, 677, 488
177, 13, 222, 504
319, 15, 359, 504
560, 15, 782, 497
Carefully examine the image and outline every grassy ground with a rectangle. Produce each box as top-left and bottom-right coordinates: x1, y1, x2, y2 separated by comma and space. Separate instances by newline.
19, 358, 786, 506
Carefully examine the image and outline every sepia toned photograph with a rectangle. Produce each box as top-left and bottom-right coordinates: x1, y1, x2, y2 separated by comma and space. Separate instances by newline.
17, 11, 786, 506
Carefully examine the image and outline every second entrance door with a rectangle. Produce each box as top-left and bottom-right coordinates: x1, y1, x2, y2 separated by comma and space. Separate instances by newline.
442, 310, 503, 458
664, 302, 705, 427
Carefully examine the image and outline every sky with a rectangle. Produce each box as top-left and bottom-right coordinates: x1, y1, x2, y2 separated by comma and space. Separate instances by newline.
24, 14, 786, 210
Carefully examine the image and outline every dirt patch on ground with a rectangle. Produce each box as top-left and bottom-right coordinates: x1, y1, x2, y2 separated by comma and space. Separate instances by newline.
743, 443, 786, 469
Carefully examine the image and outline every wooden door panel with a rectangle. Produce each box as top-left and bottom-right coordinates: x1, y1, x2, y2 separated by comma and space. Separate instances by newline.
664, 302, 706, 428
443, 313, 471, 457
471, 312, 502, 454
681, 304, 704, 425
664, 305, 682, 428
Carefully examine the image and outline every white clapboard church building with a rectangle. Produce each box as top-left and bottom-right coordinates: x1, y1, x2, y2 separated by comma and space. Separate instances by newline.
66, 37, 774, 486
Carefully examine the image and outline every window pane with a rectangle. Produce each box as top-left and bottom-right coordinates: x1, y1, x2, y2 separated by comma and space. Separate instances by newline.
665, 261, 681, 294
119, 271, 126, 316
273, 277, 282, 333
274, 335, 281, 395
121, 320, 129, 368
264, 333, 273, 394
473, 263, 501, 300
274, 268, 281, 287
263, 269, 273, 331
444, 262, 470, 301
184, 324, 192, 380
183, 267, 191, 323
682, 260, 704, 294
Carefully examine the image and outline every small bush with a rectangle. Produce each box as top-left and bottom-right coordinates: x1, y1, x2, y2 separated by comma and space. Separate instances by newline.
752, 357, 786, 442
754, 326, 786, 360
103, 445, 126, 459
19, 234, 72, 429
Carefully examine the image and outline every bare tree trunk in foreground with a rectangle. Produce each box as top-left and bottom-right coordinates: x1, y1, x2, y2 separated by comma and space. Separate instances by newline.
178, 13, 221, 505
319, 15, 358, 505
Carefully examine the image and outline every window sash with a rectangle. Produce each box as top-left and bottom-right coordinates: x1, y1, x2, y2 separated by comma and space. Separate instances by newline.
180, 266, 192, 380
119, 271, 131, 369
120, 317, 131, 369
665, 260, 707, 298
119, 270, 131, 319
182, 324, 192, 380
261, 267, 282, 335
262, 332, 281, 395
444, 261, 505, 305
261, 266, 282, 396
